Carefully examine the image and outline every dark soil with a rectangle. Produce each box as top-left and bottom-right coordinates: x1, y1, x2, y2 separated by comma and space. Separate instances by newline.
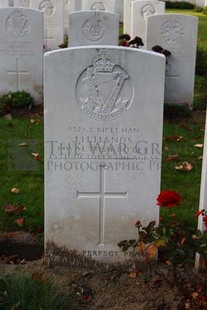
1, 104, 43, 119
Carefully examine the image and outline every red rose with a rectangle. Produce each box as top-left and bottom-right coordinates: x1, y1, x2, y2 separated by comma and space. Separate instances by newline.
135, 219, 141, 227
157, 190, 181, 208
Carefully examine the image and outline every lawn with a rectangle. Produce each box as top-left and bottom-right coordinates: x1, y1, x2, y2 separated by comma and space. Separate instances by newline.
0, 118, 44, 233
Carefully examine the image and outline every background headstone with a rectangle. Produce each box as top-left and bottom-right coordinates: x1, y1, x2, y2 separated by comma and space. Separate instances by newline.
0, 0, 13, 7
123, 0, 135, 36
82, 0, 116, 12
0, 8, 43, 103
196, 0, 207, 7
146, 14, 198, 109
69, 11, 119, 47
13, 0, 30, 7
64, 0, 82, 35
30, 0, 64, 51
131, 0, 165, 43
44, 46, 165, 264
115, 0, 123, 22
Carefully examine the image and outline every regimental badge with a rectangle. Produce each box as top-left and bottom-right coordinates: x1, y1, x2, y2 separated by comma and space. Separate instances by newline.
141, 4, 156, 20
160, 21, 184, 44
6, 11, 30, 37
39, 0, 55, 16
90, 2, 106, 11
76, 53, 133, 122
19, 0, 30, 5
81, 12, 105, 42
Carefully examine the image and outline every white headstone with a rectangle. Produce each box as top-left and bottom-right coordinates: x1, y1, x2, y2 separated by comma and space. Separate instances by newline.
44, 46, 165, 265
131, 0, 165, 43
115, 0, 123, 22
123, 0, 135, 36
196, 0, 207, 7
64, 0, 82, 35
196, 110, 207, 267
30, 0, 64, 51
0, 8, 43, 103
146, 14, 198, 109
69, 11, 119, 47
0, 0, 13, 7
13, 0, 30, 7
82, 0, 116, 12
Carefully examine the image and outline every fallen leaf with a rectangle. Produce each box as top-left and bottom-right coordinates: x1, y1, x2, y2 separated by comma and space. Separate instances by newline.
15, 218, 25, 226
15, 205, 26, 214
192, 292, 199, 300
144, 244, 157, 260
198, 156, 203, 160
175, 161, 192, 171
30, 119, 35, 124
2, 205, 16, 214
11, 188, 21, 194
4, 255, 19, 264
166, 155, 179, 162
18, 143, 28, 147
163, 135, 183, 142
31, 152, 41, 161
2, 232, 20, 239
128, 270, 138, 279
194, 144, 203, 148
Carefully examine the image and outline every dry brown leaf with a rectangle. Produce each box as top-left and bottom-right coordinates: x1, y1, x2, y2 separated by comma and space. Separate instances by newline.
128, 270, 138, 279
11, 188, 21, 194
175, 161, 192, 172
191, 292, 199, 300
2, 205, 16, 213
2, 232, 20, 239
194, 144, 203, 148
15, 218, 25, 226
31, 152, 41, 161
18, 143, 28, 147
163, 135, 183, 142
166, 155, 179, 162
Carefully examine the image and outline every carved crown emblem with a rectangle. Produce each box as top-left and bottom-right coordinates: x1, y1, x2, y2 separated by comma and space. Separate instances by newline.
92, 54, 115, 73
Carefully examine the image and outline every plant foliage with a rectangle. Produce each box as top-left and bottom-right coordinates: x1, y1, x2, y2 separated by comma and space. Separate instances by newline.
0, 91, 33, 108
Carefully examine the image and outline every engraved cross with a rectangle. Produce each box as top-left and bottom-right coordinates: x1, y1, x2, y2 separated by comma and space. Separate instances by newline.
77, 165, 127, 246
7, 58, 29, 91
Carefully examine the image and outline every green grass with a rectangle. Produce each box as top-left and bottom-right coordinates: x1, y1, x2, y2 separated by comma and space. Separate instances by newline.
161, 121, 204, 225
0, 272, 77, 310
0, 118, 44, 233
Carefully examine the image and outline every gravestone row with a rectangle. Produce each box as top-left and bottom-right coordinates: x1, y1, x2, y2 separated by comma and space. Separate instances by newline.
0, 5, 198, 109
